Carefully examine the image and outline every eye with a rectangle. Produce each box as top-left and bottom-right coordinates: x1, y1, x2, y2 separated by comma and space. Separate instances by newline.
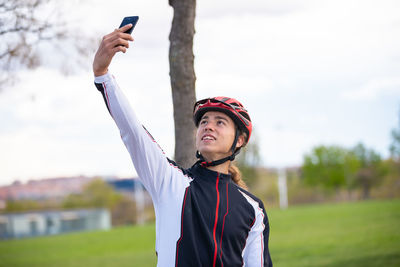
217, 120, 225, 126
200, 119, 207, 125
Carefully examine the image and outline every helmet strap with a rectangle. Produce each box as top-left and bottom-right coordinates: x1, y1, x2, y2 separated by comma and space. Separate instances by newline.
231, 128, 240, 154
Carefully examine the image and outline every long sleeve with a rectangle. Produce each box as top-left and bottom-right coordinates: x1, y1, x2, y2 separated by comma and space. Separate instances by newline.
240, 193, 273, 267
94, 73, 190, 205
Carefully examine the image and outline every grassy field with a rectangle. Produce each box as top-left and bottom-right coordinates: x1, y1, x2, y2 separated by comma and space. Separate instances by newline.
1, 199, 399, 267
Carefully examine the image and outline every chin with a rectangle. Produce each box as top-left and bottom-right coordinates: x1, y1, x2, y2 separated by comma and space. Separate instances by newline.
198, 147, 215, 157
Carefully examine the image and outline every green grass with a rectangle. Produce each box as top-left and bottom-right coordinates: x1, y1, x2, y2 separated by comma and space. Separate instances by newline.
268, 200, 400, 266
0, 224, 157, 267
1, 199, 399, 267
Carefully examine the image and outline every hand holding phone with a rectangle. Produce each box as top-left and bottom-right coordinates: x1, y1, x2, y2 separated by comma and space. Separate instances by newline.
93, 17, 138, 76
119, 16, 139, 34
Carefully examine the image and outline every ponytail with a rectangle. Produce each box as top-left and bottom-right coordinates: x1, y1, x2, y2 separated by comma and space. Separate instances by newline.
228, 163, 248, 190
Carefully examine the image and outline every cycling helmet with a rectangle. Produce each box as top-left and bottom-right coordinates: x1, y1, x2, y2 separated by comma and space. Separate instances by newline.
193, 96, 253, 167
193, 96, 252, 143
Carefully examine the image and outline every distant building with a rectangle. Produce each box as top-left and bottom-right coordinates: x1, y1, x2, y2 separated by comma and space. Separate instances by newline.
0, 176, 95, 201
106, 177, 142, 196
0, 176, 150, 203
106, 178, 150, 201
0, 176, 153, 228
0, 208, 111, 239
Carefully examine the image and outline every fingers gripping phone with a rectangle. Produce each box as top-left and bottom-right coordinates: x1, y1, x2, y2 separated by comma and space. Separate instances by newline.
119, 16, 139, 34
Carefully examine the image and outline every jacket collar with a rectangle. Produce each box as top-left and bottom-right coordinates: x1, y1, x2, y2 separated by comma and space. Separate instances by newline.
190, 162, 232, 183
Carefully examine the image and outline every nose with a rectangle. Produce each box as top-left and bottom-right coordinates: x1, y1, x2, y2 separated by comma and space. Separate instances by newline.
204, 122, 215, 132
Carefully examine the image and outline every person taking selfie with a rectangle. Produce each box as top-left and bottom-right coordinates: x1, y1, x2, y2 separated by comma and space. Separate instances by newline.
92, 22, 273, 267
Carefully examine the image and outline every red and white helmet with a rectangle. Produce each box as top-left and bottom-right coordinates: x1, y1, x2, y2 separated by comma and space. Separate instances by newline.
193, 96, 252, 145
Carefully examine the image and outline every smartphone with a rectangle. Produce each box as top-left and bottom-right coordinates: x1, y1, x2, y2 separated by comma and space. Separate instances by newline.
119, 16, 139, 34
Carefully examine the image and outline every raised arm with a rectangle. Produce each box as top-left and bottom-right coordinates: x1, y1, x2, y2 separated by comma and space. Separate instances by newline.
92, 25, 190, 204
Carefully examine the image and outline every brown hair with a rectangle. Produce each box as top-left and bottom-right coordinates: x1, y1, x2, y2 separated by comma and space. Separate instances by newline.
228, 162, 248, 190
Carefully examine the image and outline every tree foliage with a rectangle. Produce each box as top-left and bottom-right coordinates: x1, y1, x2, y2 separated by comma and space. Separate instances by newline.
389, 108, 400, 161
236, 131, 262, 189
3, 198, 60, 213
4, 199, 40, 212
62, 179, 122, 209
110, 196, 137, 226
350, 143, 386, 198
302, 144, 385, 198
302, 145, 358, 190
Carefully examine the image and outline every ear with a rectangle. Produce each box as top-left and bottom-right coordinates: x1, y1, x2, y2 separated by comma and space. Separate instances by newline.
236, 134, 245, 149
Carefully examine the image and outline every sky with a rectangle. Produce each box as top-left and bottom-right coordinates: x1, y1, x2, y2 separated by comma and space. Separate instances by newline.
0, 0, 399, 186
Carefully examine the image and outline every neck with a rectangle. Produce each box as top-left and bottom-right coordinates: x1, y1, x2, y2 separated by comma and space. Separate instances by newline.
206, 160, 231, 174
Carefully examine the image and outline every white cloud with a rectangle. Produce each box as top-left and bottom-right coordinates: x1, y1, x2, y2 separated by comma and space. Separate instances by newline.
341, 77, 400, 101
0, 65, 175, 185
260, 128, 316, 167
197, 0, 306, 18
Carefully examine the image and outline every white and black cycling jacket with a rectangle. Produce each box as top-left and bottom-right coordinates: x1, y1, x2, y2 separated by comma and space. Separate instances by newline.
94, 73, 273, 267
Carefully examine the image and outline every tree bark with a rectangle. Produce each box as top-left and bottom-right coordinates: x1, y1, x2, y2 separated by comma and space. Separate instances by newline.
168, 0, 197, 168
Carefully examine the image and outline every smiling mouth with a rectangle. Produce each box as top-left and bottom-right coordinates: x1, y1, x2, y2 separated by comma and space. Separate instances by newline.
202, 135, 216, 141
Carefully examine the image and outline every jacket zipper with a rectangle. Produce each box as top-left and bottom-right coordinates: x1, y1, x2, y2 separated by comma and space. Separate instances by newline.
212, 173, 220, 267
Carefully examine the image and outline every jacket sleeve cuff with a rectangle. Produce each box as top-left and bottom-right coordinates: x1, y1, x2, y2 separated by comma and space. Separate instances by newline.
94, 72, 113, 83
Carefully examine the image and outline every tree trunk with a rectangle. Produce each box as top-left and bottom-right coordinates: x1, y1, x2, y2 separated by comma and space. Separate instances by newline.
362, 184, 371, 199
168, 0, 197, 168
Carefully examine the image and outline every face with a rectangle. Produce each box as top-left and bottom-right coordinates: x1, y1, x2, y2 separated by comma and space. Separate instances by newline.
196, 111, 244, 161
